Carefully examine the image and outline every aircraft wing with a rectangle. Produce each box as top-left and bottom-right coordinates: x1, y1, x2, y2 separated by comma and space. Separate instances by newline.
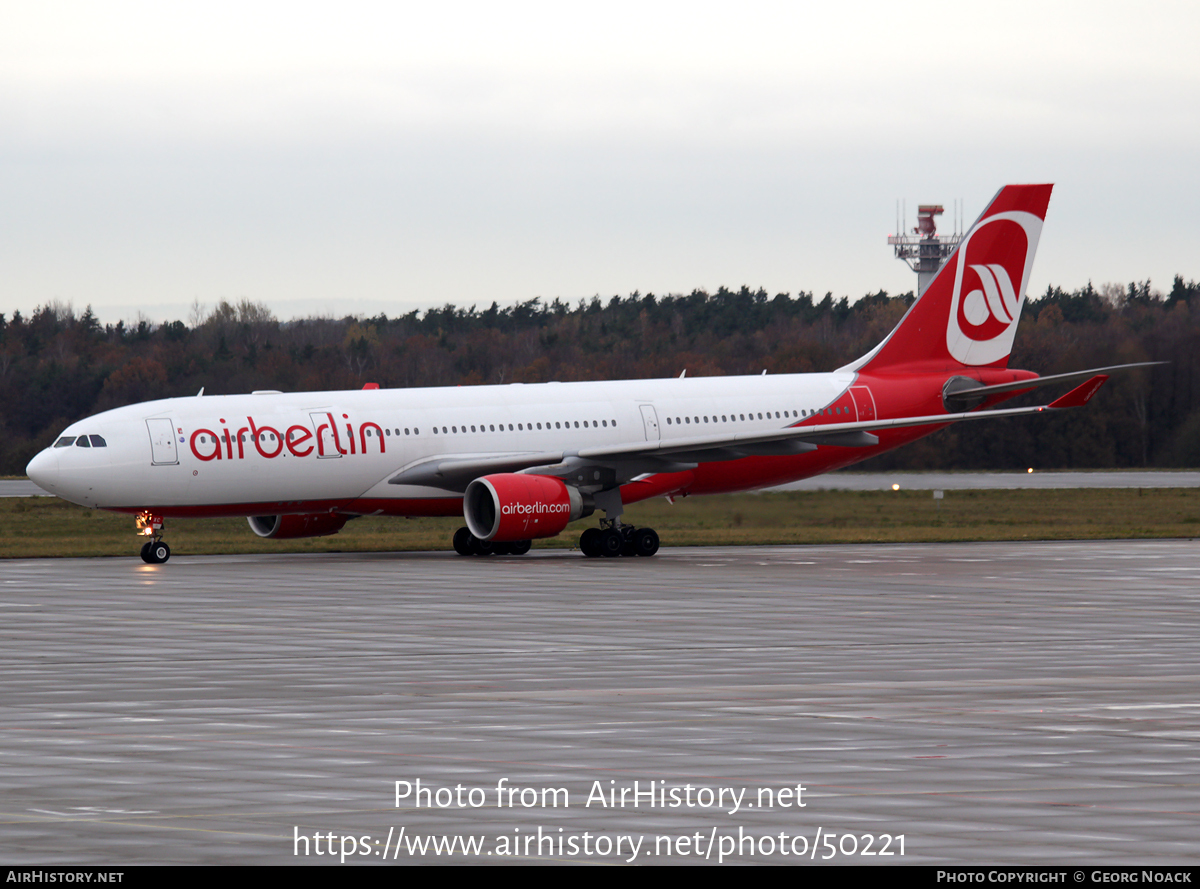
388, 375, 1110, 493
387, 450, 567, 490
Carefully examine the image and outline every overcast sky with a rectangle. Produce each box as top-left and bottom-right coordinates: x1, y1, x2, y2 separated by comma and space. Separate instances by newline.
2, 0, 1198, 324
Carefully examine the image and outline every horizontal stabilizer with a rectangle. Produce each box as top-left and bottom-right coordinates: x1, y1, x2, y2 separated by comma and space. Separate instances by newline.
946, 361, 1161, 400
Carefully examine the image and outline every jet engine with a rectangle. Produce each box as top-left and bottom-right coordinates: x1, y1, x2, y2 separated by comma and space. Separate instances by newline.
464, 473, 590, 542
247, 513, 349, 539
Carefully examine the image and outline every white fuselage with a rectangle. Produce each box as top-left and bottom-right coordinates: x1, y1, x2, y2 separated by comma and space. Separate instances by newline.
28, 371, 868, 516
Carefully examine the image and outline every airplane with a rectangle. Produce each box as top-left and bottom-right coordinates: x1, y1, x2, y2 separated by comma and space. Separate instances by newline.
25, 183, 1149, 563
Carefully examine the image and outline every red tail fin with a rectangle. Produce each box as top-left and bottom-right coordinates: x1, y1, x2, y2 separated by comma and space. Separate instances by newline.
847, 184, 1053, 374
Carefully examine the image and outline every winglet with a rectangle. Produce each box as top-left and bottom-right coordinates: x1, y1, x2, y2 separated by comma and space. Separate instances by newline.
1048, 375, 1110, 409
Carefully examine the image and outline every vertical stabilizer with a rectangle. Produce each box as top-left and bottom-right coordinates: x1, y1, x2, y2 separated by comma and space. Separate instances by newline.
846, 184, 1053, 374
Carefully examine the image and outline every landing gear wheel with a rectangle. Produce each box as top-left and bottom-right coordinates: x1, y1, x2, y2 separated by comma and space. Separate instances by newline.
579, 528, 602, 557
632, 527, 660, 557
140, 541, 153, 563
599, 528, 624, 557
145, 542, 170, 564
469, 535, 493, 556
508, 539, 532, 555
452, 527, 474, 556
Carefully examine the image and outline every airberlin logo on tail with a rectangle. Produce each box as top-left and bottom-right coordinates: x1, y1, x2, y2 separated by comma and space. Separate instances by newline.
946, 211, 1043, 366
959, 263, 1019, 339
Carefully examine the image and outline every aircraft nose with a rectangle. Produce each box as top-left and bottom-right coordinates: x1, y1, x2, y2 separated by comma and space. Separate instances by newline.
26, 449, 60, 494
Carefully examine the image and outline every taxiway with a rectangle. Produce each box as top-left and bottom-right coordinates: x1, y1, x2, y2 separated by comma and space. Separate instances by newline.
2, 542, 1198, 864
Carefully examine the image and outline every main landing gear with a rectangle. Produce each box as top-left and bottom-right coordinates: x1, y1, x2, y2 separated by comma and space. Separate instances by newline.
452, 527, 532, 557
136, 512, 171, 564
578, 523, 659, 558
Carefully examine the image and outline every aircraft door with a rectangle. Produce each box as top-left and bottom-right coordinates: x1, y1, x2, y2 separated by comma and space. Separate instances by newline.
146, 418, 179, 465
639, 404, 661, 441
309, 412, 346, 458
849, 386, 877, 422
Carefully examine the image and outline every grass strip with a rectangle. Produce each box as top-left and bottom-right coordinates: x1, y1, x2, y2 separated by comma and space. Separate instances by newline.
2, 487, 1198, 559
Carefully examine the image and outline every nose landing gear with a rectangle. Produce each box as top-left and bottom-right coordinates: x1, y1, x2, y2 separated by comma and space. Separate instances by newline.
136, 512, 171, 564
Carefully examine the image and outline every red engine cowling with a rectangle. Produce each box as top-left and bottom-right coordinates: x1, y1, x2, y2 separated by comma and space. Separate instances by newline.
247, 513, 349, 539
464, 474, 587, 542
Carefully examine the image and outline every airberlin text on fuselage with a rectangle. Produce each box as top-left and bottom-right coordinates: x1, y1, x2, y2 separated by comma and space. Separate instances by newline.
188, 413, 385, 461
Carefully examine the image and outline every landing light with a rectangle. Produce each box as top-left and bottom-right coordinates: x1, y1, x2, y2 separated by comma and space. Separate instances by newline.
1027, 468, 1034, 474
891, 483, 900, 491
136, 512, 163, 537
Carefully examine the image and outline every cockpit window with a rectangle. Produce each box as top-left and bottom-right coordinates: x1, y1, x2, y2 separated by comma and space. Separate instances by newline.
75, 436, 92, 448
54, 436, 76, 448
89, 435, 107, 447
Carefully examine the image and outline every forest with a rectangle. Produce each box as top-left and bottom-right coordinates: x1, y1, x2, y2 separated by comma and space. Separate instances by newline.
3, 275, 1200, 476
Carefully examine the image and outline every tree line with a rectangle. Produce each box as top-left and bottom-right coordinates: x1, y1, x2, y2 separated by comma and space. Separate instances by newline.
3, 276, 1200, 476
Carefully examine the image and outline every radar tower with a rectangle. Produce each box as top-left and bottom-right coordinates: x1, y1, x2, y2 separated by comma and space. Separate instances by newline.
889, 202, 963, 295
